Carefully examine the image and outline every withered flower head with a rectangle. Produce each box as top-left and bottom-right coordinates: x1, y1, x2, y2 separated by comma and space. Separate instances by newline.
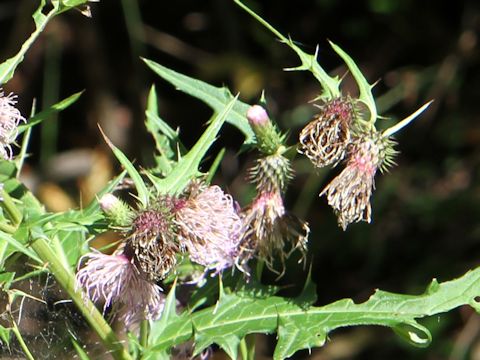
175, 183, 243, 274
239, 190, 309, 275
299, 97, 354, 168
0, 90, 25, 160
320, 132, 391, 230
76, 250, 165, 328
126, 196, 181, 281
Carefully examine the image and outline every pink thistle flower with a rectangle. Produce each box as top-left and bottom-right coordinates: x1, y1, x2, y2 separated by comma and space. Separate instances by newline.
0, 90, 25, 160
320, 135, 383, 230
175, 184, 243, 274
239, 190, 309, 275
76, 250, 165, 328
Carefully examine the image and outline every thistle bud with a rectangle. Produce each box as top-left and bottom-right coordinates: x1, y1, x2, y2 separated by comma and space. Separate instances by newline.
299, 97, 354, 168
248, 154, 292, 193
247, 105, 285, 155
99, 193, 134, 227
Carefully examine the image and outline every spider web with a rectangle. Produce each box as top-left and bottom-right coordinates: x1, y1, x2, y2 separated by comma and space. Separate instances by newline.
0, 273, 111, 360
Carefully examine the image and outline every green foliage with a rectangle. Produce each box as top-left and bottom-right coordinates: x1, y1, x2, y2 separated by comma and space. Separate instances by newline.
146, 269, 480, 359
0, 1, 473, 360
143, 59, 255, 144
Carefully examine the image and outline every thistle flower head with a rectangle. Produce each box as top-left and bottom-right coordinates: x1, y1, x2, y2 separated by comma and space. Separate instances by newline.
126, 197, 181, 281
0, 90, 25, 160
75, 250, 165, 328
239, 190, 309, 274
175, 183, 243, 274
299, 97, 355, 168
248, 154, 292, 193
320, 131, 392, 229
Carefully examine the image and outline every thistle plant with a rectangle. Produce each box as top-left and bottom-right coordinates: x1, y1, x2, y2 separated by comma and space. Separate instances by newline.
0, 1, 477, 360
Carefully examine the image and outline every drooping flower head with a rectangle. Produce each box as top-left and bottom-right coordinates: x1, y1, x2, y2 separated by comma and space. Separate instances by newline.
320, 131, 396, 229
175, 182, 243, 274
76, 250, 165, 328
239, 190, 309, 274
299, 97, 355, 168
0, 90, 25, 160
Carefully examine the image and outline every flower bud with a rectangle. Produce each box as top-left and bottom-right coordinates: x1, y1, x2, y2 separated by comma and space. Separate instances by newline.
248, 154, 292, 193
247, 105, 285, 155
99, 193, 134, 227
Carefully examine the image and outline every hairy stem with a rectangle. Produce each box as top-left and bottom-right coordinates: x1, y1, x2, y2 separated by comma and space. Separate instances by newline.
30, 237, 133, 360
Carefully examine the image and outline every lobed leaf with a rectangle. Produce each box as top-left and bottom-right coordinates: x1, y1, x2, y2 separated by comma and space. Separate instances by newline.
234, 0, 341, 100
145, 267, 480, 359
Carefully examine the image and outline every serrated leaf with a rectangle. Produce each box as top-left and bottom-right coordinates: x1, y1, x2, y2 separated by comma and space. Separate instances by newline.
146, 281, 192, 360
0, 1, 59, 85
147, 267, 480, 359
234, 0, 341, 100
142, 58, 255, 144
152, 96, 237, 195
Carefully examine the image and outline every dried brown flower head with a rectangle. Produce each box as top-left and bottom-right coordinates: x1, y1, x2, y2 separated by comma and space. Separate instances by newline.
126, 197, 181, 281
239, 190, 309, 274
320, 133, 385, 230
299, 97, 354, 168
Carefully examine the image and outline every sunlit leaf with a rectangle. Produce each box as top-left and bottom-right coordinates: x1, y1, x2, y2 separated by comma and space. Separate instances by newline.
146, 267, 480, 359
143, 59, 255, 144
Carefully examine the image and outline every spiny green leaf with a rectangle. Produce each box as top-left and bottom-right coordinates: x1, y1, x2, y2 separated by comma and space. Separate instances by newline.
234, 0, 341, 100
147, 280, 192, 360
142, 58, 255, 143
146, 267, 480, 359
329, 41, 377, 123
0, 1, 59, 85
151, 96, 237, 195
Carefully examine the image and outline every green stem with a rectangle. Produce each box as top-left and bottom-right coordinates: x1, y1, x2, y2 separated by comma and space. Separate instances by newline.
11, 317, 34, 360
0, 222, 17, 234
1, 191, 23, 226
30, 237, 133, 360
139, 320, 149, 352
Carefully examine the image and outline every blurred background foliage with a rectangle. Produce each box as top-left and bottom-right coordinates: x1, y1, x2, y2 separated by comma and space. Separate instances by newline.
1, 0, 480, 359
